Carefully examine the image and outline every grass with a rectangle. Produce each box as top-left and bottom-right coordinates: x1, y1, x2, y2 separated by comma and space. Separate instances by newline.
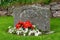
0, 16, 60, 40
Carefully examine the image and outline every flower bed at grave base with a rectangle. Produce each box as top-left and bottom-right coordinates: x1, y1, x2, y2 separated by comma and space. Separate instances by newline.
8, 20, 42, 36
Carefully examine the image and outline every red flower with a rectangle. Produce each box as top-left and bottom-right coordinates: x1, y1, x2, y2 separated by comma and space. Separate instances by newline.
15, 20, 34, 29
16, 24, 21, 29
23, 20, 33, 29
16, 21, 23, 29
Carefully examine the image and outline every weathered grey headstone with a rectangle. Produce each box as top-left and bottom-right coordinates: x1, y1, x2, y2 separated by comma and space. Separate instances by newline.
13, 4, 50, 31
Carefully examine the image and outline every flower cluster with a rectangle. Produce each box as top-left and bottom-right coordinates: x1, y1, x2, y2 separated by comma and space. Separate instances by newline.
16, 20, 34, 30
8, 20, 42, 36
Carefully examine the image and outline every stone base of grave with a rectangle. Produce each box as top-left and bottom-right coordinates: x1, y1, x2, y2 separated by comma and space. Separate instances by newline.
42, 31, 54, 34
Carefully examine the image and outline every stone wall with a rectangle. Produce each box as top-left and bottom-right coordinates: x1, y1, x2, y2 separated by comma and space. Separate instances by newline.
0, 11, 7, 16
50, 2, 60, 17
13, 4, 50, 31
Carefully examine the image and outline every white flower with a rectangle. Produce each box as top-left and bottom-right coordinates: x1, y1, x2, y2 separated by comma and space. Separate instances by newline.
16, 27, 23, 35
23, 28, 28, 36
16, 30, 20, 35
19, 27, 24, 32
16, 28, 28, 36
32, 25, 36, 28
23, 28, 28, 33
28, 29, 42, 36
28, 30, 36, 36
8, 26, 16, 34
23, 34, 26, 36
8, 28, 14, 33
35, 30, 42, 36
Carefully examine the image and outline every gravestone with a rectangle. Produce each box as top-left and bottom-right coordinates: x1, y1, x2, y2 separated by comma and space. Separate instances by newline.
13, 4, 50, 31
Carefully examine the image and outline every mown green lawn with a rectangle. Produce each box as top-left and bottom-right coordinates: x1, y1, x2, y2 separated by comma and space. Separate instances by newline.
0, 16, 60, 40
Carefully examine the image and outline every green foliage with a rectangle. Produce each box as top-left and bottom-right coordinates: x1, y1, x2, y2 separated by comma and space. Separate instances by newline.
43, 0, 51, 4
0, 0, 51, 8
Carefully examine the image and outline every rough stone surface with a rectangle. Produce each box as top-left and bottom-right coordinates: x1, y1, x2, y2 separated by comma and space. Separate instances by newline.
13, 4, 50, 31
50, 2, 60, 17
0, 11, 7, 16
